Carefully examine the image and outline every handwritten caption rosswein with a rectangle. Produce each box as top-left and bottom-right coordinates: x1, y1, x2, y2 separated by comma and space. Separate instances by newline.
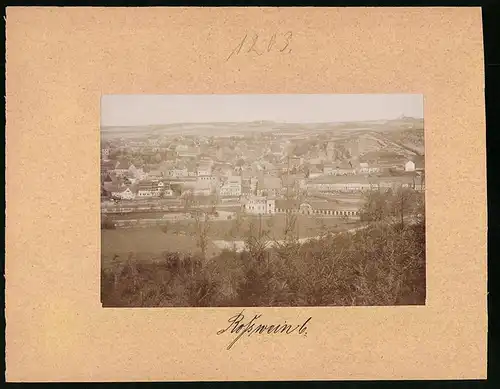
217, 310, 312, 350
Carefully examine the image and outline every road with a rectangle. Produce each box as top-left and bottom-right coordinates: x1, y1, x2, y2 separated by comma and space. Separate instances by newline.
211, 223, 370, 252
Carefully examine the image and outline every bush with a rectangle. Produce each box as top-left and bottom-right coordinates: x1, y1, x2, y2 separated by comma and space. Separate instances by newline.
101, 217, 116, 229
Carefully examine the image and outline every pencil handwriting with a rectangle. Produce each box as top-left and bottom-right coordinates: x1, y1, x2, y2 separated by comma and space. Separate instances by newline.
226, 31, 293, 62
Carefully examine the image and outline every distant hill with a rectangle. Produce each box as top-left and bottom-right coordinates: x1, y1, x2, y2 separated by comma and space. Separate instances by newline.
100, 117, 424, 139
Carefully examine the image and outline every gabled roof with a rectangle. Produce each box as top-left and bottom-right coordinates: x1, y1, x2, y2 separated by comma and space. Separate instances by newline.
336, 160, 354, 169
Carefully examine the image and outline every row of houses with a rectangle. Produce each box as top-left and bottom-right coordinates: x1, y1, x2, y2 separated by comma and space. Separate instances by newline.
321, 157, 424, 176
106, 180, 175, 200
242, 196, 361, 218
304, 174, 424, 193
105, 170, 424, 201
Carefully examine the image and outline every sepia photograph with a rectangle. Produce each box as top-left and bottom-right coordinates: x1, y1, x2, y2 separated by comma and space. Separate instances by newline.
100, 94, 426, 307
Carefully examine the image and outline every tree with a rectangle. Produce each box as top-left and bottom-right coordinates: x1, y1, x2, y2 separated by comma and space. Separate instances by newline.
182, 190, 194, 210
244, 216, 270, 262
302, 164, 311, 178
161, 221, 171, 234
170, 183, 182, 197
193, 212, 211, 260
360, 190, 390, 222
391, 187, 416, 227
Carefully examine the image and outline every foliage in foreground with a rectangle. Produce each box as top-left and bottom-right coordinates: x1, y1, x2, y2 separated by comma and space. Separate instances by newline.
101, 218, 426, 307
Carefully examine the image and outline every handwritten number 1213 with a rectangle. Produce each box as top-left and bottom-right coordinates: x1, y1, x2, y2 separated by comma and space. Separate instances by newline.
226, 31, 293, 62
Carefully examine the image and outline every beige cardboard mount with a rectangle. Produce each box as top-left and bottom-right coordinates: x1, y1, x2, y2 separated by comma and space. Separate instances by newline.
5, 7, 487, 382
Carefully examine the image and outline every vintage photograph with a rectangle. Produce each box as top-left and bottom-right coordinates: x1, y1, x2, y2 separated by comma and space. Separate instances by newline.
100, 94, 425, 307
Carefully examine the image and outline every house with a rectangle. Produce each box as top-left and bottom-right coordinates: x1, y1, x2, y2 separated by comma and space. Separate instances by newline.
157, 181, 174, 197
197, 163, 212, 177
160, 162, 176, 177
137, 180, 162, 198
219, 176, 242, 197
257, 177, 282, 196
165, 150, 178, 160
323, 161, 356, 176
358, 162, 380, 174
243, 196, 276, 215
148, 170, 164, 179
306, 176, 374, 193
110, 185, 137, 200
405, 160, 416, 172
241, 178, 253, 195
172, 165, 188, 177
308, 201, 360, 218
114, 160, 136, 176
275, 198, 360, 218
178, 147, 200, 158
373, 175, 423, 191
101, 147, 110, 160
175, 144, 189, 152
273, 163, 289, 173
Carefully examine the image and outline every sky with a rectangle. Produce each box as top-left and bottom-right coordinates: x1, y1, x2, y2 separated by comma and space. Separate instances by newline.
101, 94, 424, 127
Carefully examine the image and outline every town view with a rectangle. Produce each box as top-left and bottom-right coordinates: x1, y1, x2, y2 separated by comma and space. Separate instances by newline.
101, 95, 426, 307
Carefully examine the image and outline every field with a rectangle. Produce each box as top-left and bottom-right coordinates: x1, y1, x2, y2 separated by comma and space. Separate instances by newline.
101, 214, 361, 270
107, 213, 359, 238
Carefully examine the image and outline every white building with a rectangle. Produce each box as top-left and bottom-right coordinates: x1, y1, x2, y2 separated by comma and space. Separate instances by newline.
111, 186, 136, 200
173, 167, 188, 177
405, 160, 416, 172
101, 148, 110, 160
137, 181, 162, 197
244, 196, 276, 215
219, 176, 242, 197
359, 162, 381, 174
197, 164, 212, 176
